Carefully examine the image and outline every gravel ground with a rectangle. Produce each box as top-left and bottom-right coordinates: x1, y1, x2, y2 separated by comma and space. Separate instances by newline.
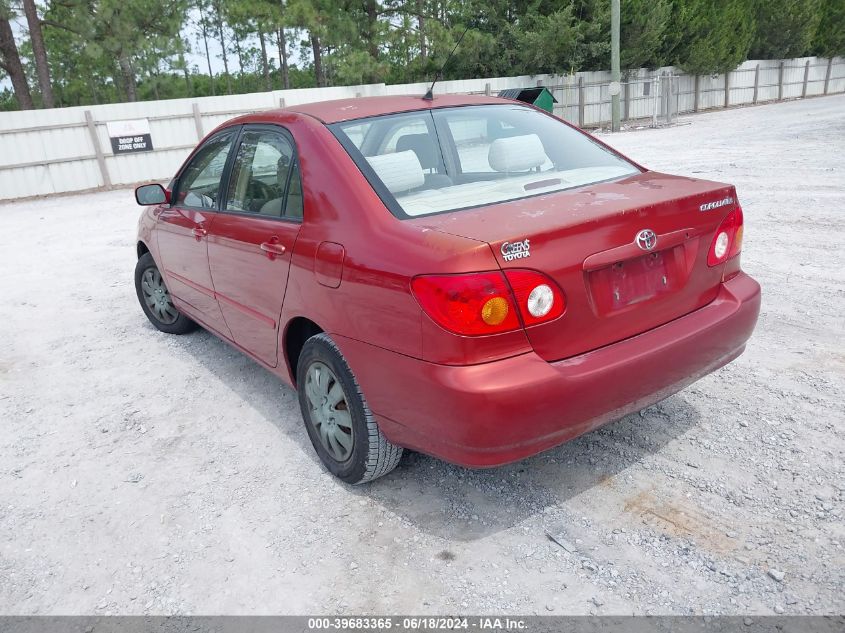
0, 95, 843, 616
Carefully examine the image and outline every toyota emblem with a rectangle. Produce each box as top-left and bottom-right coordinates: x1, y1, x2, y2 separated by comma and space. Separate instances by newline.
635, 229, 657, 251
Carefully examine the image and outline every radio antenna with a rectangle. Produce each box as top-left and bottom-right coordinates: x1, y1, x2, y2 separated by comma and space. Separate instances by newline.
423, 24, 471, 101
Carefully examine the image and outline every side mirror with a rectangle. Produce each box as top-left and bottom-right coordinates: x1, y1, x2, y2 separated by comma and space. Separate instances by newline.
135, 183, 169, 206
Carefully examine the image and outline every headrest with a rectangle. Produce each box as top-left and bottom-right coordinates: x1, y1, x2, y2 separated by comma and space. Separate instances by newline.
488, 134, 548, 172
366, 150, 425, 194
396, 133, 438, 169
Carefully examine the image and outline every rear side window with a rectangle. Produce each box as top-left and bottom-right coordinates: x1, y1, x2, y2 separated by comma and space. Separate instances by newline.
330, 105, 639, 218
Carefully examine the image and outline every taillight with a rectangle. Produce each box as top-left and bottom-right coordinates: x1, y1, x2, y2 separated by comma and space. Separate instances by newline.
411, 272, 521, 336
503, 269, 566, 326
729, 206, 744, 258
707, 206, 744, 266
411, 270, 565, 336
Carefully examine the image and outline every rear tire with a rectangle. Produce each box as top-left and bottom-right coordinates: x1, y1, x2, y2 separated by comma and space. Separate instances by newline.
134, 252, 197, 335
296, 333, 403, 484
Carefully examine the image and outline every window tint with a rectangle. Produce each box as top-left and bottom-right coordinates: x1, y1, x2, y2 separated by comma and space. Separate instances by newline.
285, 162, 303, 219
225, 129, 296, 218
330, 105, 639, 218
175, 132, 234, 209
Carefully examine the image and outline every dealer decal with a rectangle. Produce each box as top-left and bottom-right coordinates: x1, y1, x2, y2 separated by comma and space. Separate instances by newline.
501, 239, 531, 261
700, 196, 735, 212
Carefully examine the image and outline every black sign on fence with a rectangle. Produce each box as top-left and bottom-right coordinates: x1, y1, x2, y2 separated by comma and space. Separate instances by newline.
106, 119, 154, 154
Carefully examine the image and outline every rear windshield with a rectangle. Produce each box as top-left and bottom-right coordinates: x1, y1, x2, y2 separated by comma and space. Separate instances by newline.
329, 104, 640, 218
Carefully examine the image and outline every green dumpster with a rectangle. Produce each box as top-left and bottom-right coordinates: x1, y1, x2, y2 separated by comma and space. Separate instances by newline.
497, 87, 558, 113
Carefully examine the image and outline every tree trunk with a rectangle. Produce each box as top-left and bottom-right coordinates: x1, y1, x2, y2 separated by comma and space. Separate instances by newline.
151, 71, 161, 100
258, 29, 270, 90
150, 61, 162, 101
198, 2, 215, 95
276, 28, 289, 90
416, 0, 426, 59
118, 53, 137, 102
311, 33, 325, 87
402, 15, 410, 66
364, 0, 379, 60
178, 49, 193, 95
0, 15, 34, 109
87, 75, 99, 105
22, 0, 53, 108
233, 32, 244, 73
213, 0, 232, 94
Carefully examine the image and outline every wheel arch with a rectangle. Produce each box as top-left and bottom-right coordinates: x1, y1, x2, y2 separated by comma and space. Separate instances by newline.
283, 316, 324, 385
137, 240, 150, 259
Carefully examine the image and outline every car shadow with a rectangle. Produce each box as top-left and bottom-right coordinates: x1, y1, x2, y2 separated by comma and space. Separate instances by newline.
168, 327, 318, 459
171, 327, 703, 543
355, 395, 703, 542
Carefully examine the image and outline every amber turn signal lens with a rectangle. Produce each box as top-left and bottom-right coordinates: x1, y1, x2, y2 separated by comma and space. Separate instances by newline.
733, 225, 744, 252
481, 296, 509, 325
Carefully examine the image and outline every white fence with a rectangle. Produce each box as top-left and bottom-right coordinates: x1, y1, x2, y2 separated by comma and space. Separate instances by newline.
0, 56, 843, 202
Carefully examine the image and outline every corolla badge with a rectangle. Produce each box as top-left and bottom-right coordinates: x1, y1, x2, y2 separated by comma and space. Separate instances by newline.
635, 229, 657, 251
700, 196, 735, 212
501, 239, 531, 261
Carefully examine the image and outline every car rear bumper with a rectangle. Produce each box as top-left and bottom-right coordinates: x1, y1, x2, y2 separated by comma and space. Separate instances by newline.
334, 272, 761, 467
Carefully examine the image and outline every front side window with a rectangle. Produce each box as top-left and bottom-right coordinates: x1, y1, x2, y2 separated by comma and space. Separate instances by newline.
330, 105, 640, 218
175, 131, 235, 209
225, 129, 299, 219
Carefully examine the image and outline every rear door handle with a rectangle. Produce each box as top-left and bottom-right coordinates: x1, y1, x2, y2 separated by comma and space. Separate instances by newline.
260, 240, 287, 258
192, 226, 207, 240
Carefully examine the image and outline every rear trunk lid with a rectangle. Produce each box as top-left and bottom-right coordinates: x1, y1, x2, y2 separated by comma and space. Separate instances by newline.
410, 171, 739, 362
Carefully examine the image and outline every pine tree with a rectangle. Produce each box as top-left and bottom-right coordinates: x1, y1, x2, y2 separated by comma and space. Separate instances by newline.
812, 0, 845, 57
620, 0, 671, 69
750, 0, 822, 59
663, 0, 756, 75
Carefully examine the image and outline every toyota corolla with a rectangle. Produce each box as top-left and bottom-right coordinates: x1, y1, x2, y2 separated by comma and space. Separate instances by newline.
133, 94, 760, 484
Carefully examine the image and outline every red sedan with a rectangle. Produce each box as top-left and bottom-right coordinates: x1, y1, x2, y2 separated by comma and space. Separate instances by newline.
133, 94, 760, 483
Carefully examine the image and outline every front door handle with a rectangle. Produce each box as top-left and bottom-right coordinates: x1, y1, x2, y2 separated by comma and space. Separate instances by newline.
260, 240, 287, 259
192, 226, 207, 240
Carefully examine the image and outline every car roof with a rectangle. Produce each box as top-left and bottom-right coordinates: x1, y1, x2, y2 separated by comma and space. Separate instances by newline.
285, 93, 511, 124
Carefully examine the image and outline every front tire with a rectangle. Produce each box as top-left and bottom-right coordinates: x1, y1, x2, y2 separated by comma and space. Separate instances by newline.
134, 252, 197, 335
296, 333, 403, 484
